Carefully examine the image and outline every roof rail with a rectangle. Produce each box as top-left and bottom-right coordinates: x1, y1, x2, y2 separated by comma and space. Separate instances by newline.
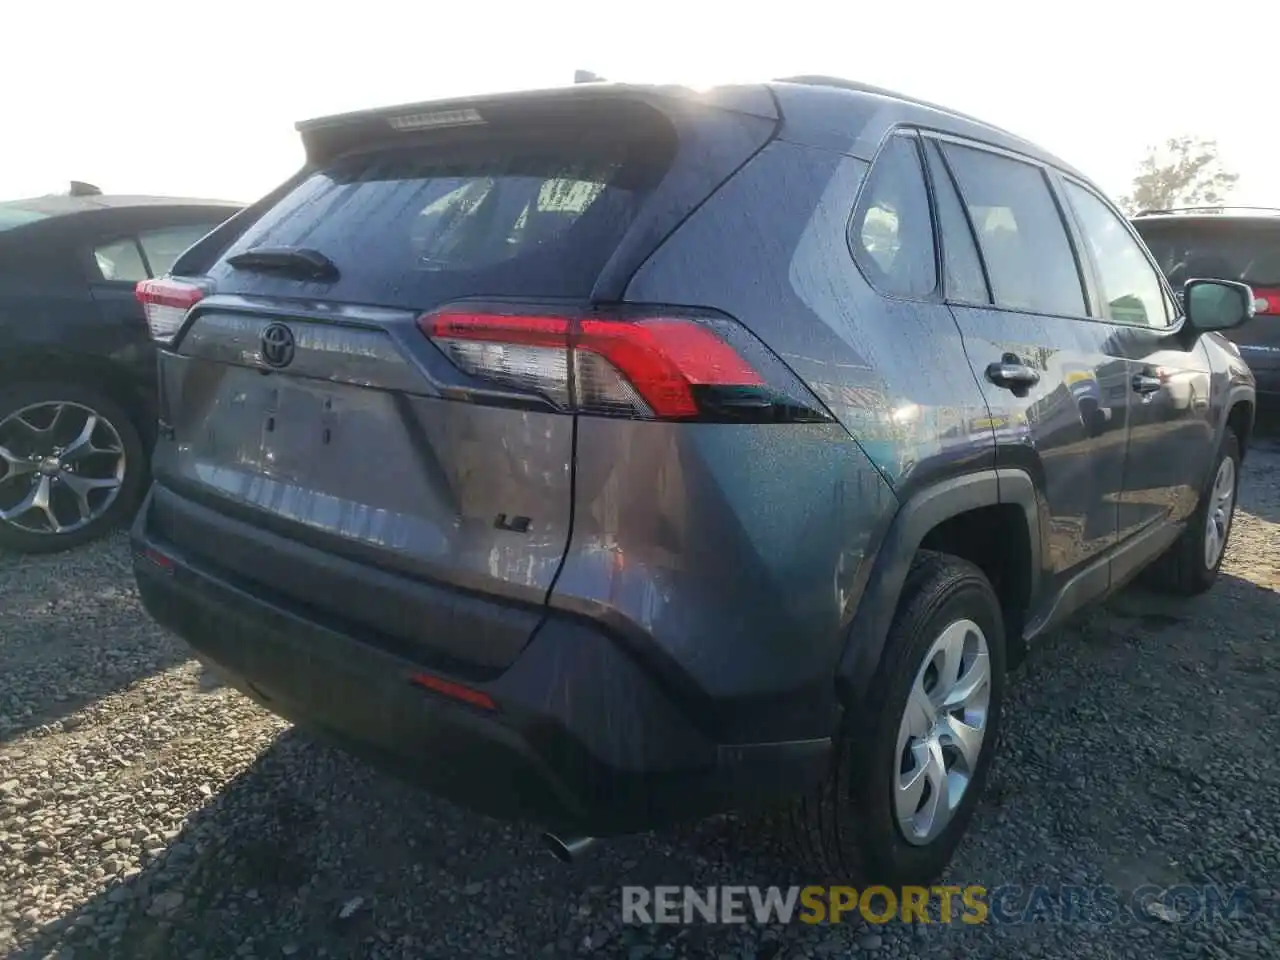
773, 75, 1030, 146
1134, 205, 1280, 218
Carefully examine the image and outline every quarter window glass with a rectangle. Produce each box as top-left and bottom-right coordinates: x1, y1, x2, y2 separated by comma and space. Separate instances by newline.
849, 135, 937, 298
139, 224, 219, 278
93, 238, 148, 283
923, 140, 989, 303
1065, 183, 1170, 327
941, 144, 1087, 317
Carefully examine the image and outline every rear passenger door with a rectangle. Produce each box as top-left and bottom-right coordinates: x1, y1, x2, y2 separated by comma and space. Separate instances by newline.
1058, 179, 1215, 548
86, 218, 224, 387
920, 135, 1126, 599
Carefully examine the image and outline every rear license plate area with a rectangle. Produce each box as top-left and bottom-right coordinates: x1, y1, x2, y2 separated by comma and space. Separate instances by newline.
258, 380, 335, 479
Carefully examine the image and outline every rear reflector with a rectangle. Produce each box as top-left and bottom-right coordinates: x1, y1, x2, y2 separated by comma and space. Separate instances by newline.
409, 673, 496, 711
135, 277, 207, 343
139, 546, 175, 571
421, 310, 766, 420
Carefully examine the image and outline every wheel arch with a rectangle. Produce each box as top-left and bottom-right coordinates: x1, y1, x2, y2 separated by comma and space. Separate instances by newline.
1225, 390, 1254, 461
835, 468, 1042, 711
0, 351, 154, 447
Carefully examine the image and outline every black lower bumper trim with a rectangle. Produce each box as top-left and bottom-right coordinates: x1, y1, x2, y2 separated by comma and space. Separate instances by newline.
132, 495, 830, 836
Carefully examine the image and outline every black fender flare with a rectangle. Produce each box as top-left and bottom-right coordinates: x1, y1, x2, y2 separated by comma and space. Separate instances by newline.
1223, 384, 1256, 442
834, 468, 1041, 709
1194, 383, 1255, 494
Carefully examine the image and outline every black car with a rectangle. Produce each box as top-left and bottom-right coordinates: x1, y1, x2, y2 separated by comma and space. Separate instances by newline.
0, 189, 241, 552
1132, 207, 1280, 395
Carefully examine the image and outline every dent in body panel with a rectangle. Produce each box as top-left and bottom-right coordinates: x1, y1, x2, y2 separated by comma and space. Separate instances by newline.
550, 419, 894, 743
626, 141, 996, 497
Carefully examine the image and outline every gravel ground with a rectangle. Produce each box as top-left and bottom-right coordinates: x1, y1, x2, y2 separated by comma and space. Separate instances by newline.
2, 439, 1279, 960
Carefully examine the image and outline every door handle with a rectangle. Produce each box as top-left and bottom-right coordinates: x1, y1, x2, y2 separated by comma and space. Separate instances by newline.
1131, 372, 1163, 395
985, 354, 1040, 395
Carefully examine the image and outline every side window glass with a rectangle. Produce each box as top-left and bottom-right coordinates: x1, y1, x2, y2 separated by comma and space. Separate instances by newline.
923, 140, 989, 304
138, 224, 219, 278
93, 238, 148, 283
1064, 183, 1170, 327
941, 144, 1087, 317
848, 134, 938, 299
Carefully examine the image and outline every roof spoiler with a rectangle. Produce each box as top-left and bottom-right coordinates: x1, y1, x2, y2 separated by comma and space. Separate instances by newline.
293, 83, 778, 165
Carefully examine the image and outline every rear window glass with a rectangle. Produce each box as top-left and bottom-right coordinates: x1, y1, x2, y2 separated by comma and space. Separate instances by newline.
1134, 219, 1280, 287
215, 131, 675, 307
0, 205, 49, 232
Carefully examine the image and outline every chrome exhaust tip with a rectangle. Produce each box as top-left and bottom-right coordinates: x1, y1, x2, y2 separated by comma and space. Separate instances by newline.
541, 832, 596, 863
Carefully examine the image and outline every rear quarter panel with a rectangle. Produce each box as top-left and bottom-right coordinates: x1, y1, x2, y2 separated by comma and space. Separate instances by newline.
545, 140, 995, 743
0, 234, 137, 385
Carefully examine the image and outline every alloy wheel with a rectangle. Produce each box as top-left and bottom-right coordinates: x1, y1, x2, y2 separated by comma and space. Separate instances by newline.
0, 401, 127, 536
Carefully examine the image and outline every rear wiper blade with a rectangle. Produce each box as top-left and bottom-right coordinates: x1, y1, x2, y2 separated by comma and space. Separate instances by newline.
226, 246, 340, 282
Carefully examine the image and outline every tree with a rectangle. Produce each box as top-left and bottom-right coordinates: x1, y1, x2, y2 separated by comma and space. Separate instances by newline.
1121, 136, 1238, 214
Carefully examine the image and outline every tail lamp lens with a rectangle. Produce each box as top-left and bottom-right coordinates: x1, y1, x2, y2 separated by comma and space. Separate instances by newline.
420, 309, 767, 420
135, 278, 207, 343
1251, 287, 1280, 316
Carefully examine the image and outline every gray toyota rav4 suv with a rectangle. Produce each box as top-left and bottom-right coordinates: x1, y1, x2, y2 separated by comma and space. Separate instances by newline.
130, 77, 1257, 884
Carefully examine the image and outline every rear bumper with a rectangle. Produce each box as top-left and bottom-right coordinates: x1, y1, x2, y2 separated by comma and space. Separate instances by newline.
131, 487, 830, 836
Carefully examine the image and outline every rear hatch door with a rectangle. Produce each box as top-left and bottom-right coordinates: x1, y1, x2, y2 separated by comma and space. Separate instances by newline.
151, 87, 777, 670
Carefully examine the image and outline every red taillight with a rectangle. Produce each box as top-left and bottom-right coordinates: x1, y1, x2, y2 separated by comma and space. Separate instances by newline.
409, 672, 496, 711
135, 277, 207, 343
420, 309, 765, 420
578, 318, 765, 418
1252, 287, 1280, 316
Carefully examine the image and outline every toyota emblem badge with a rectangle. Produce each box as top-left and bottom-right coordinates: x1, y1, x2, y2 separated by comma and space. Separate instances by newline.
260, 323, 296, 369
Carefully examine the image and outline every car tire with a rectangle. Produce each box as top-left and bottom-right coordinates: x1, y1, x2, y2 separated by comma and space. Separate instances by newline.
789, 551, 1006, 885
1142, 429, 1240, 596
0, 381, 147, 554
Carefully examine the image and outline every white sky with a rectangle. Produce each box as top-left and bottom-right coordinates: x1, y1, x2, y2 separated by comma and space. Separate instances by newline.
2, 1, 1274, 208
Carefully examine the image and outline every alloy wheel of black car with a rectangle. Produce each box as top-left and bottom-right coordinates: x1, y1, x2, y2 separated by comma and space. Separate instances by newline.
0, 382, 146, 553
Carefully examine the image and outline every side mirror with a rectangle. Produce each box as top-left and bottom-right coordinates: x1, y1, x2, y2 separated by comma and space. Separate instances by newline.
1184, 278, 1255, 332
